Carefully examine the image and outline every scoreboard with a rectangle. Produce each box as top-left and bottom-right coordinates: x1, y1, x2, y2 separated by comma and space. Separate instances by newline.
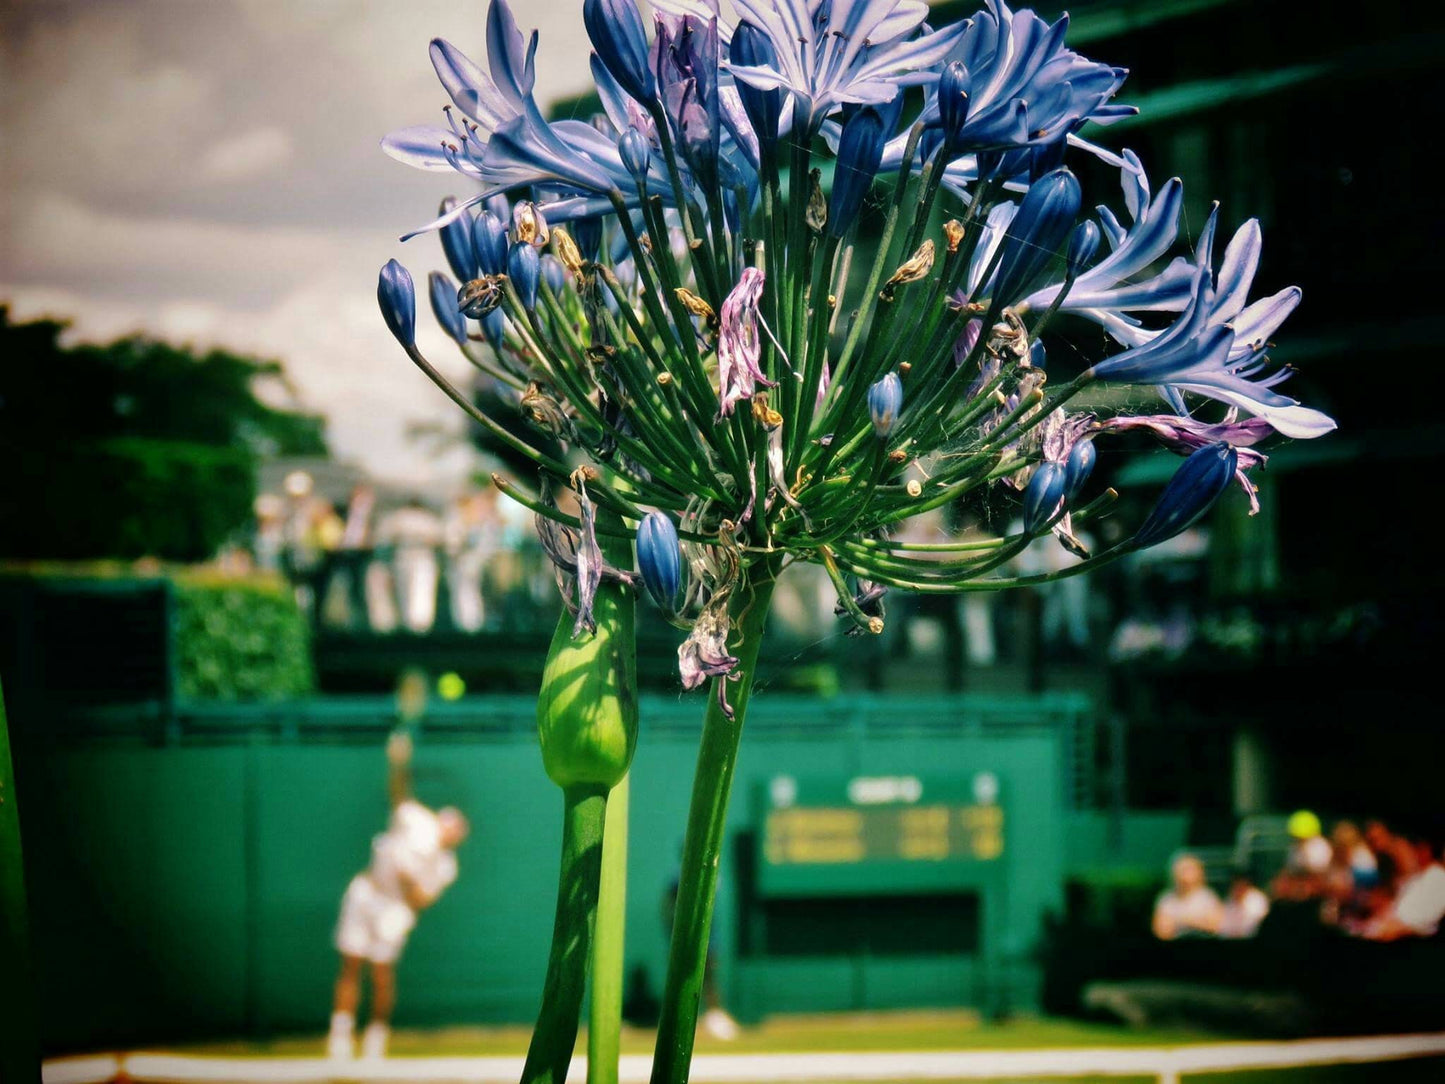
755, 773, 1007, 897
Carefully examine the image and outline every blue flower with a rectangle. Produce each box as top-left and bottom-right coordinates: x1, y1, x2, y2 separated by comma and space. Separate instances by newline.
540, 254, 568, 296
938, 1, 1131, 153
637, 511, 683, 613
1022, 152, 1192, 317
654, 14, 724, 188
378, 259, 416, 348
1023, 461, 1065, 535
619, 126, 652, 184
990, 167, 1080, 308
1063, 437, 1095, 500
828, 107, 887, 238
1065, 220, 1100, 279
585, 0, 656, 106
724, 0, 966, 136
473, 210, 509, 276
868, 372, 902, 438
1088, 209, 1336, 440
438, 198, 478, 282
1133, 442, 1238, 548
729, 21, 784, 150
428, 271, 469, 345
508, 242, 541, 309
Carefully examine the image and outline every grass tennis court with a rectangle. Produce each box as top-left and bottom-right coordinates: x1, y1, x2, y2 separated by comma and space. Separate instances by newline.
48, 1012, 1444, 1083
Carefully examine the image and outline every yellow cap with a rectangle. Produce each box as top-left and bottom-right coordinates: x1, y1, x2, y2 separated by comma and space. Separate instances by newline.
1287, 809, 1322, 839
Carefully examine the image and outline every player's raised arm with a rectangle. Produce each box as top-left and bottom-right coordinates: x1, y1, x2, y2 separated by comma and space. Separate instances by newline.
386, 731, 413, 809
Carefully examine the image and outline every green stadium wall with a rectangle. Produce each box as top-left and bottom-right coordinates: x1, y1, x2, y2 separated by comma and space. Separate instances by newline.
10, 692, 1169, 1051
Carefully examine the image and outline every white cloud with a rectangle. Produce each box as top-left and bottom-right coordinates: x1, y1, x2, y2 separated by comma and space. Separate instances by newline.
199, 126, 294, 182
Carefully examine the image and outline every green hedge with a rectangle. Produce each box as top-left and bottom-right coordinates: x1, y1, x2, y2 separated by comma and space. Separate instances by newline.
174, 573, 315, 699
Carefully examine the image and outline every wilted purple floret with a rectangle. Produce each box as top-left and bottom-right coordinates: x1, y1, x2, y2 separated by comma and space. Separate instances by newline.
717, 267, 775, 417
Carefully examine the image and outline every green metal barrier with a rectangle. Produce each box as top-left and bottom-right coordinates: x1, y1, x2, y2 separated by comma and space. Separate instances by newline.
11, 693, 1094, 1050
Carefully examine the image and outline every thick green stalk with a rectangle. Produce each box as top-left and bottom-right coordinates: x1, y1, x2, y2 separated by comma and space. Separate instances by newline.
650, 557, 782, 1084
1, 681, 39, 1084
588, 772, 630, 1084
521, 786, 608, 1084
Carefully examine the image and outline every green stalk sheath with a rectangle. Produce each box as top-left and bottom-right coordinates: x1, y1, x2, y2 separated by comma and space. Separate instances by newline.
1, 680, 41, 1084
588, 772, 630, 1084
650, 558, 782, 1084
521, 785, 608, 1084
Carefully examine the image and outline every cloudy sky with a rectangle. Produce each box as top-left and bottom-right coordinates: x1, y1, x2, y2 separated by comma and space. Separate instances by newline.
0, 0, 601, 489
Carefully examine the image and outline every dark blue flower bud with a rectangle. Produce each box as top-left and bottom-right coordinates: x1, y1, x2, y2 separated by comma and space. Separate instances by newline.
438, 198, 478, 282
428, 271, 468, 345
540, 253, 567, 296
481, 307, 505, 352
473, 210, 509, 277
828, 108, 886, 239
619, 126, 651, 185
868, 372, 903, 439
1023, 461, 1066, 535
1066, 219, 1101, 278
1064, 437, 1096, 500
1134, 442, 1238, 548
938, 61, 971, 146
584, 0, 655, 105
508, 242, 540, 309
1031, 339, 1047, 371
636, 511, 682, 613
992, 167, 1082, 307
571, 216, 604, 262
377, 259, 416, 347
730, 21, 783, 150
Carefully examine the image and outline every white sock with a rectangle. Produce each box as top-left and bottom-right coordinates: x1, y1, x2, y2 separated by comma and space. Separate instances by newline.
361, 1021, 389, 1059
327, 1013, 355, 1059
330, 1011, 354, 1036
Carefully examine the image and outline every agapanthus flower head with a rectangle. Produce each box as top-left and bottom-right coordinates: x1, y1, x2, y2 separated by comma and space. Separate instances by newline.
377, 0, 1335, 703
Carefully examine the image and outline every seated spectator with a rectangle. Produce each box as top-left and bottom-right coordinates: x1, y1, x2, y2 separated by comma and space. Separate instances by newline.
1271, 810, 1332, 901
1219, 871, 1270, 938
1333, 820, 1379, 890
1153, 853, 1224, 940
1362, 836, 1445, 941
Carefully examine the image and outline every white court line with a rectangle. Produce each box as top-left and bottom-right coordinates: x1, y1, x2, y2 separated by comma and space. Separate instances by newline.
42, 1033, 1445, 1084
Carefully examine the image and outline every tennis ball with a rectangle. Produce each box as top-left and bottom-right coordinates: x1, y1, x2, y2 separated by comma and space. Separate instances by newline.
437, 672, 466, 701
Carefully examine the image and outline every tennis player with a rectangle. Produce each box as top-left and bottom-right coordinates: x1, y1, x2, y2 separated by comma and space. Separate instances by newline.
328, 731, 469, 1059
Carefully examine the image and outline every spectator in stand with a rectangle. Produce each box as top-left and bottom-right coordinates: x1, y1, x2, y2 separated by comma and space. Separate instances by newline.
446, 492, 494, 633
378, 499, 445, 633
1219, 871, 1270, 939
1153, 853, 1224, 940
1271, 810, 1333, 901
1362, 834, 1445, 941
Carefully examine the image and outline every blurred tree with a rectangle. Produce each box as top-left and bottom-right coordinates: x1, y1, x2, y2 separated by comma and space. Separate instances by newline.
0, 307, 328, 561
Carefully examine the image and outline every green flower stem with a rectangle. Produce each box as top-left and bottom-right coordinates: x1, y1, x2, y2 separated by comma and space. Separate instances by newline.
1, 680, 41, 1084
650, 556, 781, 1084
588, 772, 629, 1084
521, 785, 608, 1084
